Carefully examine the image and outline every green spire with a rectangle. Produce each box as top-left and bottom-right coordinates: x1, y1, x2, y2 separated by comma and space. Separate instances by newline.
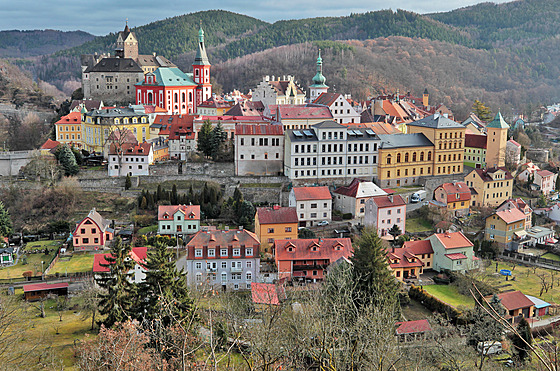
487, 111, 509, 129
194, 22, 210, 66
198, 22, 204, 43
311, 49, 328, 87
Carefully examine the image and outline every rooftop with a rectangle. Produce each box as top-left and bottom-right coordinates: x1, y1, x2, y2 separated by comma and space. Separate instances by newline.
274, 238, 353, 262
407, 113, 464, 129
494, 291, 533, 311
235, 123, 284, 136
334, 178, 386, 198
395, 319, 432, 335
434, 231, 473, 250
158, 205, 200, 221
292, 186, 332, 201
378, 133, 433, 149
256, 206, 298, 225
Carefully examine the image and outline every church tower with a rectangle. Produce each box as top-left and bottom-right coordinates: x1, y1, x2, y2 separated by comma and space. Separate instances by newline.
485, 112, 509, 168
193, 24, 212, 106
115, 21, 138, 60
309, 49, 329, 102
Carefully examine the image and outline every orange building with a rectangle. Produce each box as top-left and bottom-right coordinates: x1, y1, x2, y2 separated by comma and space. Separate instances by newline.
388, 240, 434, 281
72, 208, 114, 250
255, 206, 298, 255
55, 112, 83, 148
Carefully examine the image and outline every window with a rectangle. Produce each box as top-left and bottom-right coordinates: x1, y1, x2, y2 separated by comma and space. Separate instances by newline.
94, 238, 99, 244
285, 227, 292, 232
267, 228, 275, 233
246, 272, 253, 281
195, 249, 202, 257
196, 262, 202, 269
246, 248, 253, 256
310, 203, 317, 209
208, 249, 215, 257
221, 249, 228, 257
233, 248, 240, 256
91, 228, 97, 234
81, 228, 85, 234
221, 262, 227, 269
196, 273, 202, 282
247, 261, 252, 268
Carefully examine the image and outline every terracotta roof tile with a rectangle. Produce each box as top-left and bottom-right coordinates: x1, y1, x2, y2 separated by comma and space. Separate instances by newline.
23, 282, 69, 292
187, 229, 260, 249
372, 195, 406, 208
395, 319, 432, 334
235, 123, 283, 135
465, 133, 487, 149
251, 283, 285, 305
494, 291, 534, 311
93, 247, 147, 273
292, 186, 331, 201
445, 253, 467, 260
434, 232, 473, 249
275, 238, 352, 262
256, 207, 298, 225
158, 205, 200, 221
41, 139, 61, 150
495, 208, 526, 224
402, 240, 433, 255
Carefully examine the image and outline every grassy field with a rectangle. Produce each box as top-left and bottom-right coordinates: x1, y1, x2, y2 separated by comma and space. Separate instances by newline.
406, 217, 433, 233
24, 240, 62, 250
49, 254, 96, 275
402, 298, 433, 321
486, 261, 560, 304
0, 251, 56, 280
541, 253, 560, 262
423, 284, 475, 308
138, 224, 158, 235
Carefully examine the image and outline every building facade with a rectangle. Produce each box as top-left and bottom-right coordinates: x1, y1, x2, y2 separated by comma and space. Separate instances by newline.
465, 167, 514, 207
55, 112, 83, 148
72, 208, 114, 250
463, 133, 487, 169
485, 112, 509, 168
108, 141, 153, 177
289, 186, 332, 227
433, 181, 471, 216
313, 92, 360, 124
254, 206, 298, 254
428, 231, 479, 273
235, 124, 284, 176
363, 195, 406, 237
333, 178, 387, 219
485, 208, 525, 250
157, 205, 201, 236
252, 76, 306, 108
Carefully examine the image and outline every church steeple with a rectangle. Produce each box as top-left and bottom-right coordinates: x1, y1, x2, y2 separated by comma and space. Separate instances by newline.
194, 22, 210, 66
311, 49, 327, 87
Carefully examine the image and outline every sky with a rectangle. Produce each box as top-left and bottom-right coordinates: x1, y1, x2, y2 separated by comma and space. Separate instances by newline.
1, 0, 512, 35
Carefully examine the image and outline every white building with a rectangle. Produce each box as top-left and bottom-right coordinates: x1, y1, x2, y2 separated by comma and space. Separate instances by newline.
364, 195, 406, 238
252, 75, 306, 108
108, 141, 153, 176
289, 186, 332, 227
283, 121, 380, 182
93, 247, 148, 284
234, 124, 284, 176
334, 178, 387, 220
313, 93, 360, 124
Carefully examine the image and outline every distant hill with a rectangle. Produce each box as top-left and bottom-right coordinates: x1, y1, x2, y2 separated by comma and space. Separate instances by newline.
0, 30, 94, 57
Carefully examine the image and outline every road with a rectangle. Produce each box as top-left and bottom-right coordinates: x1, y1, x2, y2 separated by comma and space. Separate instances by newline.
406, 201, 424, 214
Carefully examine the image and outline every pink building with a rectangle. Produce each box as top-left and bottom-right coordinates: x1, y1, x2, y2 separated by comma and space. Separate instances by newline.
535, 170, 557, 195
73, 208, 114, 250
364, 195, 406, 238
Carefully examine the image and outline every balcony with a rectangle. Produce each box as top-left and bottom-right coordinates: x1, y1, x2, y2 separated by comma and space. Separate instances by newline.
230, 266, 243, 273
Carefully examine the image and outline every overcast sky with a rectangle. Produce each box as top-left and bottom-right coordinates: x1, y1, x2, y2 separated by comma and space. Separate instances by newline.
1, 0, 512, 35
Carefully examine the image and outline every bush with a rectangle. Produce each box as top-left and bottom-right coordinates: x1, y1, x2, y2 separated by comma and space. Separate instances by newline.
409, 285, 462, 324
342, 213, 352, 220
132, 214, 155, 227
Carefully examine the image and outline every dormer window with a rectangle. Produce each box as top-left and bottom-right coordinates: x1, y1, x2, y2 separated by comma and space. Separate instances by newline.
287, 247, 294, 252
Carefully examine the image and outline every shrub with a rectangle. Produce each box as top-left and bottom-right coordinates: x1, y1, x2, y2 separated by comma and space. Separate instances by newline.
342, 213, 353, 220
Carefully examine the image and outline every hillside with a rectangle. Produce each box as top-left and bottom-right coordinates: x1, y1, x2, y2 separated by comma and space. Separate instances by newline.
0, 30, 94, 57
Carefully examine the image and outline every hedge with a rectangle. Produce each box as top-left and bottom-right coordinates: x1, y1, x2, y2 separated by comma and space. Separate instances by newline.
409, 285, 465, 325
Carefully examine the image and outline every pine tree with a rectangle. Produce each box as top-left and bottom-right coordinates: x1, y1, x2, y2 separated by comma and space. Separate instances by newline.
140, 196, 147, 210
125, 174, 132, 190
171, 184, 178, 205
350, 228, 399, 308
136, 242, 196, 327
56, 144, 79, 176
210, 122, 228, 160
388, 224, 402, 247
513, 317, 531, 363
156, 184, 163, 202
197, 120, 214, 158
96, 238, 136, 328
0, 201, 13, 238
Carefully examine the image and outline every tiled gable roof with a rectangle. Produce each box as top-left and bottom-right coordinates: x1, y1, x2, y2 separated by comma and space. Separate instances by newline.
41, 139, 61, 150
187, 229, 260, 248
235, 123, 283, 135
434, 231, 473, 249
494, 291, 533, 311
464, 133, 487, 149
277, 105, 333, 120
408, 113, 463, 129
251, 283, 286, 305
371, 195, 406, 208
158, 205, 200, 221
437, 182, 471, 203
292, 186, 331, 201
495, 208, 526, 224
274, 238, 352, 262
395, 319, 432, 335
84, 58, 143, 73
334, 178, 386, 198
93, 247, 147, 273
313, 92, 341, 107
256, 207, 298, 225
402, 240, 433, 255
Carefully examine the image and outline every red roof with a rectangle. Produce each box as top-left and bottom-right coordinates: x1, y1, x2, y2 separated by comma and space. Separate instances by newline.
313, 92, 341, 107
158, 205, 200, 221
371, 195, 406, 208
235, 123, 283, 135
55, 111, 81, 125
495, 291, 534, 311
537, 170, 555, 177
277, 105, 333, 120
187, 229, 260, 249
435, 232, 473, 249
387, 249, 424, 269
495, 208, 526, 224
41, 139, 61, 150
292, 186, 331, 201
395, 319, 432, 335
93, 247, 147, 273
251, 282, 285, 305
472, 167, 513, 182
256, 206, 298, 225
402, 240, 433, 255
23, 282, 69, 292
436, 182, 471, 203
109, 142, 151, 156
508, 139, 521, 147
155, 115, 196, 140
445, 253, 467, 260
275, 238, 353, 263
464, 133, 487, 149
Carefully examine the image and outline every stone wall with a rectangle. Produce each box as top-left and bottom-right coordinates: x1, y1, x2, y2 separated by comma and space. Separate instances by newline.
0, 151, 33, 176
526, 149, 549, 163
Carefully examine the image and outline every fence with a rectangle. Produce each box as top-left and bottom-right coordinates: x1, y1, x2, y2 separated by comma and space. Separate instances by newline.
500, 250, 560, 269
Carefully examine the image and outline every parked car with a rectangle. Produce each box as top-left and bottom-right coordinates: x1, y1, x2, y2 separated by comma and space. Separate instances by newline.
317, 220, 330, 226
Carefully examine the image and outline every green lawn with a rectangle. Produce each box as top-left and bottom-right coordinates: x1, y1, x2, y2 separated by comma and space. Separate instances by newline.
0, 251, 56, 280
23, 240, 62, 251
49, 254, 96, 275
138, 224, 158, 235
406, 217, 433, 233
423, 284, 475, 308
541, 253, 560, 262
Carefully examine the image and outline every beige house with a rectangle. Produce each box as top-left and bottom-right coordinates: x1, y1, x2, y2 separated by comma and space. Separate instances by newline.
465, 167, 513, 207
334, 178, 386, 220
289, 186, 332, 227
252, 75, 306, 108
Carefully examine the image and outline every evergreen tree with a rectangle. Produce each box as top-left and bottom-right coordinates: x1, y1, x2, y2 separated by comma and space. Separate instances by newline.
140, 196, 147, 210
233, 187, 243, 212
0, 201, 13, 238
156, 184, 163, 202
350, 228, 399, 308
388, 224, 402, 247
210, 122, 228, 160
472, 100, 492, 122
237, 200, 255, 228
188, 185, 194, 204
125, 174, 132, 190
56, 144, 79, 176
171, 184, 178, 205
197, 120, 214, 158
513, 317, 531, 363
71, 146, 83, 165
137, 242, 196, 327
96, 238, 136, 328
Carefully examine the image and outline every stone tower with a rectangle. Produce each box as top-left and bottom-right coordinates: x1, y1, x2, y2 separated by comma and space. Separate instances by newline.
115, 21, 138, 60
485, 112, 510, 168
309, 49, 329, 102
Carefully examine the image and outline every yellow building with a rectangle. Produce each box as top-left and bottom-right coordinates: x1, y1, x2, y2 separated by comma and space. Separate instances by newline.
82, 107, 151, 155
55, 112, 83, 148
465, 167, 514, 207
387, 240, 434, 281
485, 112, 509, 168
434, 181, 471, 216
255, 206, 298, 255
485, 208, 525, 250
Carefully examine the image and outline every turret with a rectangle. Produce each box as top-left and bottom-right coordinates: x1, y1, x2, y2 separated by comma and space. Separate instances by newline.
309, 49, 329, 102
193, 22, 212, 107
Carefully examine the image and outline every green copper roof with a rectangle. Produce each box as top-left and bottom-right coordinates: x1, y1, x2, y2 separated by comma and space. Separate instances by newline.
138, 67, 196, 87
311, 49, 328, 88
487, 112, 510, 129
195, 26, 210, 65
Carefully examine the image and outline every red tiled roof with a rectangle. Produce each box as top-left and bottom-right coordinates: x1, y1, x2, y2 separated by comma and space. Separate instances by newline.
395, 319, 432, 335
472, 167, 513, 182
402, 240, 433, 255
436, 182, 471, 203
445, 253, 467, 260
277, 105, 333, 120
256, 207, 298, 225
199, 97, 233, 109
537, 170, 555, 177
371, 195, 406, 208
495, 208, 526, 224
93, 247, 147, 273
464, 133, 487, 149
70, 99, 102, 111
41, 139, 61, 150
225, 101, 264, 117
55, 111, 81, 125
495, 291, 534, 311
251, 282, 285, 305
508, 139, 521, 147
435, 232, 473, 249
158, 205, 200, 221
387, 249, 424, 269
267, 80, 305, 96
155, 115, 196, 140
109, 141, 151, 156
292, 186, 331, 201
275, 238, 352, 262
235, 123, 283, 135
187, 229, 260, 249
313, 92, 341, 107
24, 282, 69, 292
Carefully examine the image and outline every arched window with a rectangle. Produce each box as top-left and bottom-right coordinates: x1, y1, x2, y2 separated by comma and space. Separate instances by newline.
188, 92, 193, 102
387, 154, 392, 165
420, 152, 424, 161
445, 133, 448, 139
412, 152, 417, 162
444, 142, 447, 150
174, 93, 178, 103
439, 133, 443, 139
454, 142, 457, 149
427, 151, 432, 161
458, 142, 462, 148
195, 69, 199, 76
396, 153, 401, 163
182, 92, 186, 102
439, 142, 442, 150
405, 153, 409, 162
147, 92, 153, 104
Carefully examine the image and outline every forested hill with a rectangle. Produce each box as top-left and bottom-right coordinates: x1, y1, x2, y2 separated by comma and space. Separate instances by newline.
0, 30, 94, 57
428, 0, 560, 45
56, 10, 268, 59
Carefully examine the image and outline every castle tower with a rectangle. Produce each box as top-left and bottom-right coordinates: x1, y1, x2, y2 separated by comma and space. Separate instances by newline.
193, 23, 212, 106
309, 49, 328, 102
485, 112, 510, 168
115, 21, 138, 60
423, 88, 429, 107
